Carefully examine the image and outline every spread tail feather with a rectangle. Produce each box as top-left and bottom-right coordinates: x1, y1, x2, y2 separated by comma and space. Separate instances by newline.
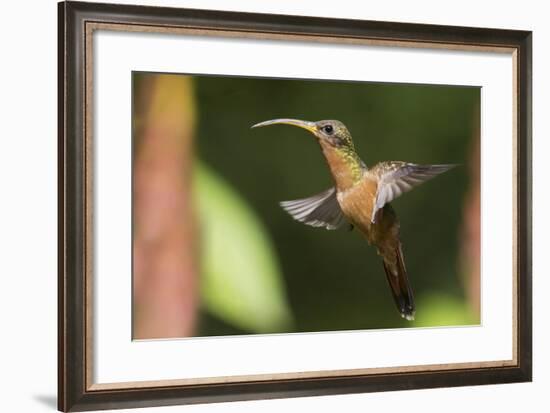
382, 245, 415, 320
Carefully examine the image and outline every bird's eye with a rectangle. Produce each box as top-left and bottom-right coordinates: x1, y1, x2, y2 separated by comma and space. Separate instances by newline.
322, 125, 334, 134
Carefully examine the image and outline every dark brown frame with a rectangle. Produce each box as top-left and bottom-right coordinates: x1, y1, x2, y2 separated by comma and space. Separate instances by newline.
58, 1, 532, 411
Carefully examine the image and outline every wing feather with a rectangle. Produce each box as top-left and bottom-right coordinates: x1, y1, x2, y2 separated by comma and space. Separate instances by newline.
280, 187, 349, 230
371, 162, 456, 223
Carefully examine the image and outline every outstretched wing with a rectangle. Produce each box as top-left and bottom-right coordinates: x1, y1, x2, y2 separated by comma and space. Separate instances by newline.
370, 162, 456, 223
280, 187, 350, 230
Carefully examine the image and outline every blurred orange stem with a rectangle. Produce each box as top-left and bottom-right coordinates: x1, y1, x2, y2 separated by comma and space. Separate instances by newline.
133, 74, 198, 339
460, 103, 481, 317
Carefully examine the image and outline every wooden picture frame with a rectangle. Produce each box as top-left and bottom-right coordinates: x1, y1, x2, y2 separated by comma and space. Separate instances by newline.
58, 1, 532, 411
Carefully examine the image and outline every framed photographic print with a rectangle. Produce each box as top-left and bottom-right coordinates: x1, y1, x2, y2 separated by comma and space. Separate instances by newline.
58, 1, 532, 411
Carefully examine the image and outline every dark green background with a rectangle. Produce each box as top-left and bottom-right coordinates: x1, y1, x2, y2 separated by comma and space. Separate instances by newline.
194, 75, 480, 335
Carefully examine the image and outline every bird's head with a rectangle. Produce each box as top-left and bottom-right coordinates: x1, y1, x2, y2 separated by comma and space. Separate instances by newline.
252, 118, 355, 151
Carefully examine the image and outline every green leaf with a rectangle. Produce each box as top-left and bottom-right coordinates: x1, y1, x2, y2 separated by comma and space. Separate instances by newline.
412, 292, 479, 327
193, 162, 293, 333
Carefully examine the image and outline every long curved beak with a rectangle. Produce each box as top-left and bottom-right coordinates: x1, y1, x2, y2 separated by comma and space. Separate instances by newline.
251, 118, 317, 134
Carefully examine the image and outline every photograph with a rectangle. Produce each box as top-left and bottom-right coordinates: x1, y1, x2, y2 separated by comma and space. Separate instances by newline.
56, 2, 531, 410
131, 72, 481, 340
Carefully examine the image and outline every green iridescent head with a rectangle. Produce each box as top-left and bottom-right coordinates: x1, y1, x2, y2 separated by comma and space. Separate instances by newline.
313, 120, 355, 150
252, 118, 355, 151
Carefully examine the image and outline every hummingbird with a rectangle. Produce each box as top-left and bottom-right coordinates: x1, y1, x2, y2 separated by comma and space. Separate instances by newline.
252, 118, 455, 321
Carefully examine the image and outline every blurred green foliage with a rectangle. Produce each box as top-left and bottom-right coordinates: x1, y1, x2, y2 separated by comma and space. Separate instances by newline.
194, 162, 293, 333
193, 75, 480, 335
414, 293, 478, 327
